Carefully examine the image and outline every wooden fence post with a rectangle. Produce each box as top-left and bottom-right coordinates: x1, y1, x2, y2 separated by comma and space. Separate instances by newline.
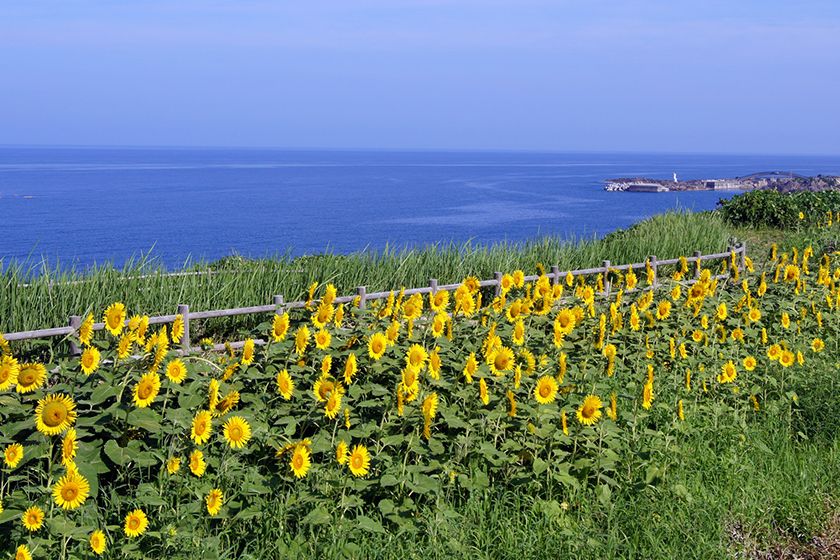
493, 272, 502, 298
693, 250, 702, 279
273, 295, 285, 315
177, 304, 190, 353
68, 315, 81, 355
550, 265, 560, 286
356, 286, 367, 310
739, 242, 747, 271
429, 278, 438, 294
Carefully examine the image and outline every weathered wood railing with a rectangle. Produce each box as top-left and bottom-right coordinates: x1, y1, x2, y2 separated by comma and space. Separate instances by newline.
3, 245, 746, 355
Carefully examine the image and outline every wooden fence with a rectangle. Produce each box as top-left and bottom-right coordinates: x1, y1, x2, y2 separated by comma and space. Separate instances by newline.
3, 245, 746, 355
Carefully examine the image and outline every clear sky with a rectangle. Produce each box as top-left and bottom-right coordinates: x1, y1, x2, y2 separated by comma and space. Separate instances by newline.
1, 1, 839, 154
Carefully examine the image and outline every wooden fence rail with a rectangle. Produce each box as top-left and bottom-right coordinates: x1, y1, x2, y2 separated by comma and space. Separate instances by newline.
3, 245, 746, 355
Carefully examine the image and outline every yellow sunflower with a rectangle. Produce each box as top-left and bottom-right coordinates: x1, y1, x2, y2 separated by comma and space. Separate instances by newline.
223, 416, 252, 449
79, 313, 94, 346
335, 440, 349, 465
779, 350, 795, 368
576, 394, 603, 426
294, 325, 310, 355
718, 360, 737, 383
205, 489, 224, 516
103, 302, 127, 336
166, 456, 181, 474
214, 391, 240, 416
241, 338, 255, 365
89, 530, 107, 555
191, 410, 212, 444
165, 359, 187, 384
347, 444, 371, 477
0, 355, 20, 390
422, 392, 439, 419
61, 428, 77, 466
313, 375, 341, 402
4, 442, 23, 468
743, 356, 757, 371
479, 378, 490, 405
16, 362, 46, 394
132, 372, 161, 408
314, 329, 331, 350
271, 313, 290, 342
22, 505, 44, 531
343, 353, 358, 385
367, 332, 388, 360
35, 393, 77, 436
79, 346, 101, 375
189, 449, 206, 477
324, 391, 342, 419
488, 346, 515, 376
811, 338, 825, 353
290, 443, 311, 478
15, 545, 32, 560
276, 369, 294, 400
463, 352, 478, 383
171, 314, 185, 344
767, 344, 782, 361
533, 375, 558, 404
406, 344, 427, 372
52, 469, 90, 510
124, 508, 149, 538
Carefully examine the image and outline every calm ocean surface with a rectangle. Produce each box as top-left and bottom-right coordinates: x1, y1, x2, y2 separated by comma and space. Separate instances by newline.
3, 148, 840, 270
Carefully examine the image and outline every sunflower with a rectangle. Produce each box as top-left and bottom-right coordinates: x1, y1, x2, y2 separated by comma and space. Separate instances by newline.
171, 314, 185, 344
0, 355, 20, 391
458, 353, 477, 384
22, 505, 44, 531
748, 307, 762, 323
89, 530, 107, 555
276, 369, 294, 400
191, 410, 212, 444
61, 428, 77, 466
607, 393, 618, 420
533, 375, 558, 404
479, 378, 490, 405
133, 372, 161, 408
78, 346, 101, 376
718, 361, 737, 383
781, 312, 791, 329
811, 338, 825, 353
294, 326, 310, 355
124, 509, 149, 538
324, 391, 342, 419
189, 449, 206, 476
206, 489, 224, 516
103, 302, 127, 336
783, 264, 800, 282
116, 334, 133, 359
4, 443, 23, 468
767, 344, 782, 361
576, 395, 603, 426
428, 348, 442, 380
406, 344, 428, 372
35, 393, 77, 436
223, 416, 251, 449
386, 321, 401, 345
165, 359, 187, 384
312, 300, 334, 329
166, 456, 181, 474
655, 300, 672, 320
78, 313, 94, 346
642, 381, 654, 410
779, 350, 795, 368
320, 355, 333, 376
430, 289, 450, 312
489, 346, 515, 376
208, 378, 220, 410
678, 400, 685, 421
288, 443, 311, 479
554, 308, 576, 335
53, 469, 90, 510
335, 440, 349, 465
15, 545, 32, 560
237, 338, 255, 366
214, 391, 240, 416
271, 313, 290, 342
422, 392, 439, 419
368, 332, 388, 360
743, 356, 757, 371
313, 375, 341, 402
347, 444, 371, 477
16, 362, 46, 394
431, 313, 447, 338
342, 353, 358, 385
716, 303, 727, 321
314, 329, 331, 350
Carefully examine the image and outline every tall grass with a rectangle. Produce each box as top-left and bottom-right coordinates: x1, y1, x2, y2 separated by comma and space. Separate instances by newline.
0, 211, 730, 337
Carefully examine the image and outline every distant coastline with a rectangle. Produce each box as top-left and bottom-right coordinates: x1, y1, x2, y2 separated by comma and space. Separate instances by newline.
605, 172, 840, 193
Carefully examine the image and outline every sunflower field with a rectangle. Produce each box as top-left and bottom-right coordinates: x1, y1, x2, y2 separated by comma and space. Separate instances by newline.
0, 244, 838, 559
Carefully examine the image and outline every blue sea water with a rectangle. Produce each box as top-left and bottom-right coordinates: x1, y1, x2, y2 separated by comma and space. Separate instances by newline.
2, 147, 840, 271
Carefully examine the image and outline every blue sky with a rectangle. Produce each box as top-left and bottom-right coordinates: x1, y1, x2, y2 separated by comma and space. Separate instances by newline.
1, 1, 839, 153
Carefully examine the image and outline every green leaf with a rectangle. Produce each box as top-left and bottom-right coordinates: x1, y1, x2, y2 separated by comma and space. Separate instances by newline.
301, 507, 331, 526
356, 515, 386, 534
126, 408, 162, 433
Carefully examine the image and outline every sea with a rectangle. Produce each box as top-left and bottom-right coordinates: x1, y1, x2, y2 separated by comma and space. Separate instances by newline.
2, 147, 840, 271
